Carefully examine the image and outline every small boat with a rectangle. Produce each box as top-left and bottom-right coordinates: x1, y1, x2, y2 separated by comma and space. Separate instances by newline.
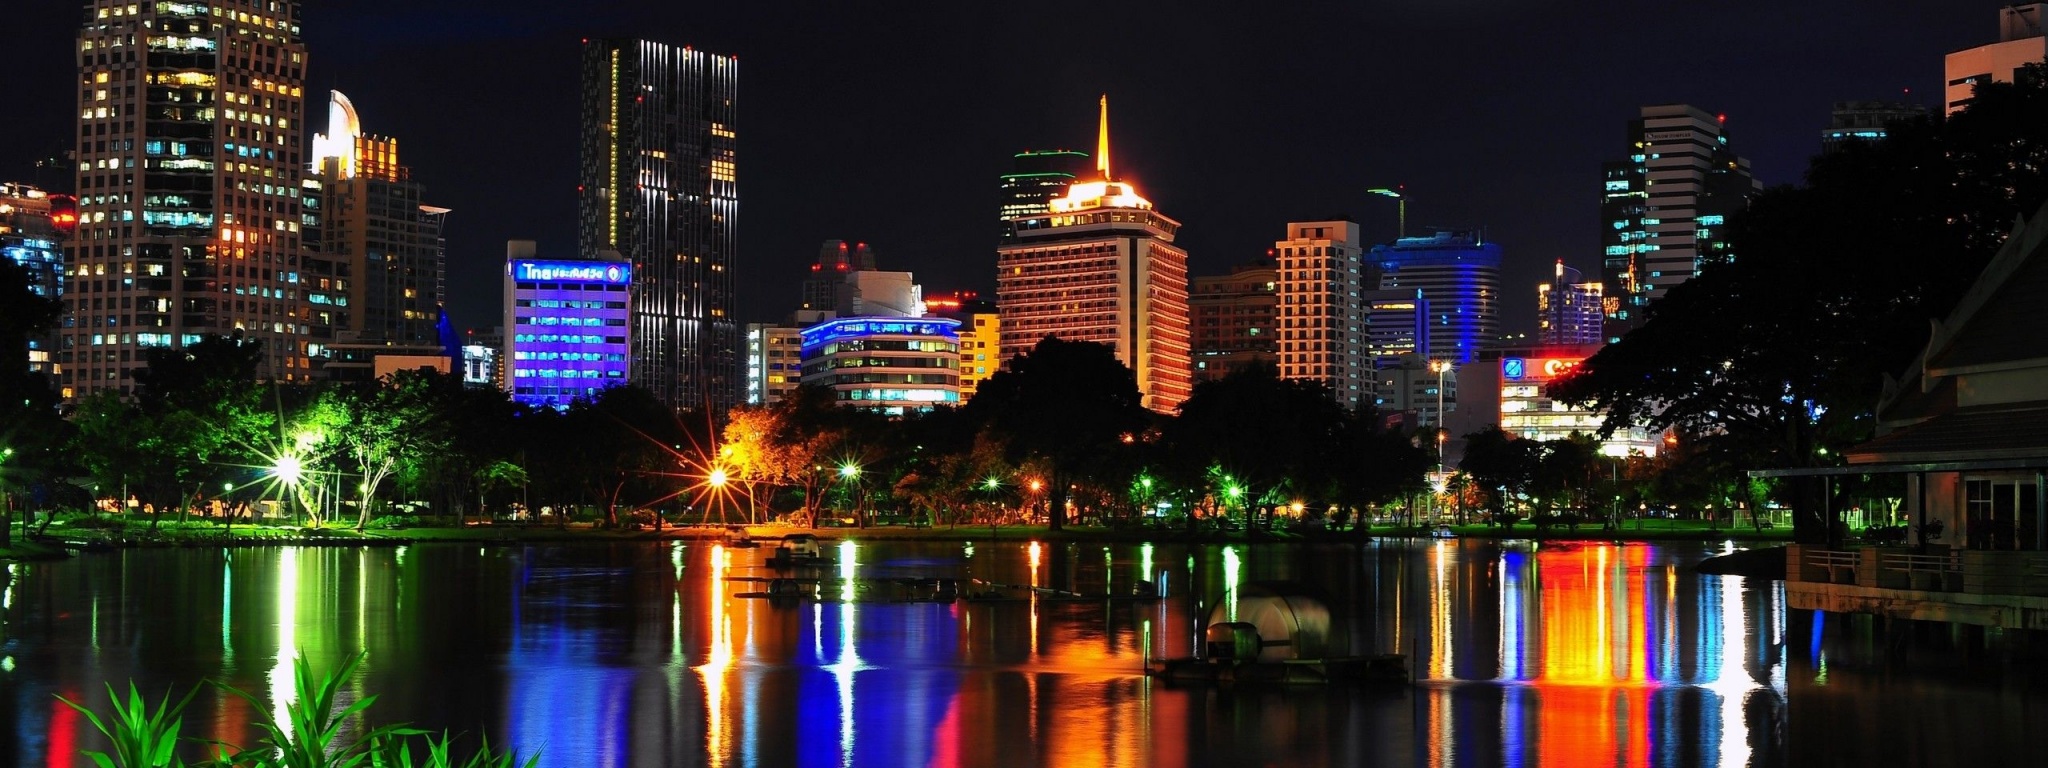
1148, 581, 1407, 686
766, 533, 826, 567
1429, 524, 1456, 539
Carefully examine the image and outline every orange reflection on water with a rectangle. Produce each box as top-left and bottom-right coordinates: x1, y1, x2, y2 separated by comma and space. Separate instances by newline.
1527, 545, 1661, 767
698, 544, 733, 767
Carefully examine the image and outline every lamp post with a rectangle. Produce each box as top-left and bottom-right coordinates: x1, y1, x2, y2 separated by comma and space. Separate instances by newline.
1429, 359, 1451, 522
1367, 187, 1407, 239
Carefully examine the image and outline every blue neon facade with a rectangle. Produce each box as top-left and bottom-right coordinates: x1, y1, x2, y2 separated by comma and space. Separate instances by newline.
799, 317, 961, 414
504, 259, 632, 410
1373, 231, 1501, 366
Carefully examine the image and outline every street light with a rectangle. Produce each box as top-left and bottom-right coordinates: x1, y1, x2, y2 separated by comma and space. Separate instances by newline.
1429, 359, 1452, 521
1367, 187, 1407, 239
273, 454, 304, 486
838, 462, 861, 480
708, 467, 728, 489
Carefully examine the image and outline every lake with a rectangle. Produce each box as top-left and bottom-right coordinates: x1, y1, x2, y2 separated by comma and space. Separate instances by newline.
3, 538, 2043, 766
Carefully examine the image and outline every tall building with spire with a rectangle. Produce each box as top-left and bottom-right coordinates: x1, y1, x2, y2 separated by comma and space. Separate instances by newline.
999, 149, 1090, 241
303, 91, 450, 380
578, 39, 740, 414
997, 96, 1192, 412
63, 1, 310, 400
1599, 104, 1757, 342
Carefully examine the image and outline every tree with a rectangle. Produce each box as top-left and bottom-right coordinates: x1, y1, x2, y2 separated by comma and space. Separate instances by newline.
0, 256, 63, 543
317, 369, 451, 530
1550, 72, 2048, 544
1459, 427, 1538, 520
1165, 362, 1348, 528
964, 337, 1149, 530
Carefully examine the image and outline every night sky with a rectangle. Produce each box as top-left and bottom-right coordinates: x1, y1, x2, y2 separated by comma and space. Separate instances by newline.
0, 1, 1989, 337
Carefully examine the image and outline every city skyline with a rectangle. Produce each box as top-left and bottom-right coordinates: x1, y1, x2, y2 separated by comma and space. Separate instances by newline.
0, 1, 1990, 341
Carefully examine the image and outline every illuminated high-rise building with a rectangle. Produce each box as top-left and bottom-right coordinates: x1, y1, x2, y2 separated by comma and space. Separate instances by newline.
503, 240, 632, 411
1188, 260, 1275, 383
801, 239, 877, 312
1599, 104, 1757, 342
998, 149, 1089, 241
1274, 219, 1369, 408
1, 183, 73, 377
997, 97, 1192, 413
578, 38, 739, 414
924, 291, 999, 402
63, 0, 310, 400
1537, 261, 1603, 346
1373, 230, 1500, 366
1946, 4, 2046, 116
744, 322, 802, 406
304, 91, 450, 380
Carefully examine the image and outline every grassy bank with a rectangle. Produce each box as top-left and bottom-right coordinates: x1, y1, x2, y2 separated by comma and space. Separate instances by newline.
17, 515, 1794, 552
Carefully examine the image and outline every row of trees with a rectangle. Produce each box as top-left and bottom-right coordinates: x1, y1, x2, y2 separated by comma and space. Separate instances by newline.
723, 339, 1433, 530
0, 317, 1432, 532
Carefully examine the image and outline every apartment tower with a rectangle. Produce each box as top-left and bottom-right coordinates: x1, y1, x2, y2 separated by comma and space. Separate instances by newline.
64, 0, 310, 399
578, 38, 740, 414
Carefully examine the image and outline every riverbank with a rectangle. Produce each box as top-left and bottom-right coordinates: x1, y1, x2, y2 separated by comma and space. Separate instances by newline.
10, 516, 1793, 553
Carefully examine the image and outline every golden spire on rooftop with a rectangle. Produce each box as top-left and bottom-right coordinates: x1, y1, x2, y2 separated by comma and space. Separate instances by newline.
1097, 93, 1111, 181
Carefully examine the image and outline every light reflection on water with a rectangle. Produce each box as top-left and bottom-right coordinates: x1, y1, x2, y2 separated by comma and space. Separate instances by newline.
3, 539, 2043, 765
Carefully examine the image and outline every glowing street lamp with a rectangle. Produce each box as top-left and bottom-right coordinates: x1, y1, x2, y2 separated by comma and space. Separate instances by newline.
273, 454, 304, 486
1027, 478, 1043, 493
708, 467, 729, 489
838, 462, 861, 480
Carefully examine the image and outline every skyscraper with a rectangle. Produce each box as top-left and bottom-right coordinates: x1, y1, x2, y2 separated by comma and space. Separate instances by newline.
64, 0, 310, 400
997, 97, 1192, 413
999, 149, 1089, 241
1599, 105, 1758, 342
578, 39, 739, 414
1188, 260, 1276, 383
304, 91, 450, 378
1537, 261, 1603, 346
801, 240, 877, 312
1373, 230, 1500, 366
1946, 4, 2046, 115
1273, 220, 1369, 408
502, 240, 631, 411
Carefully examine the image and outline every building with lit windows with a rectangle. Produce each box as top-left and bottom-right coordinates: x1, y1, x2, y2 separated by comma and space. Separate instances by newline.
578, 38, 739, 413
999, 149, 1090, 242
1, 183, 72, 377
1599, 104, 1758, 342
1496, 345, 1661, 457
924, 292, 999, 401
997, 97, 1192, 413
1365, 288, 1428, 367
305, 92, 449, 346
744, 323, 802, 406
303, 91, 451, 381
1274, 220, 1368, 408
1373, 230, 1500, 366
1821, 101, 1926, 154
502, 242, 632, 410
1946, 4, 2046, 116
64, 0, 311, 400
461, 327, 501, 389
1537, 261, 1604, 346
1189, 261, 1276, 382
799, 317, 960, 415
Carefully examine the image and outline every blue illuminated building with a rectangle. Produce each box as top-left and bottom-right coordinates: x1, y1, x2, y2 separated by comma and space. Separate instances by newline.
1373, 230, 1501, 366
502, 243, 632, 410
799, 317, 961, 415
